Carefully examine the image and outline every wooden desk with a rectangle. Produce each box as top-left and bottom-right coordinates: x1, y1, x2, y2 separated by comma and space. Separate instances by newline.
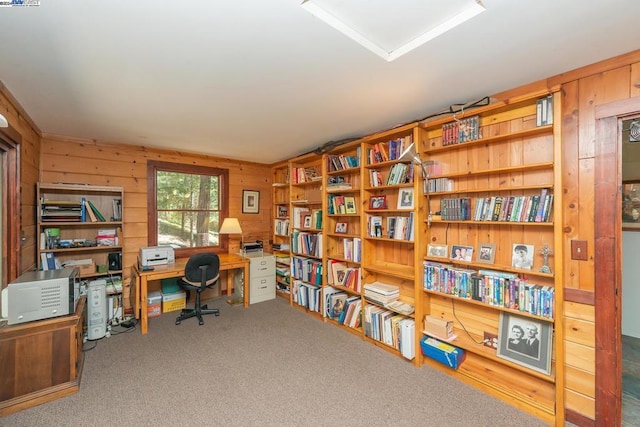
132, 253, 249, 334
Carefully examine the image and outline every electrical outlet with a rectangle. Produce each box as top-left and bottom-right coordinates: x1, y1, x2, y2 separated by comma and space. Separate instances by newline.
483, 332, 498, 349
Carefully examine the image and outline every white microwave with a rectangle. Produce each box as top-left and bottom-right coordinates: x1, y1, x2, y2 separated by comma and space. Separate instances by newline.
1, 268, 80, 325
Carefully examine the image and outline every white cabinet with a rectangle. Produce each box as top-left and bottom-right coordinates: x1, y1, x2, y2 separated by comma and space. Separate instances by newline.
245, 252, 276, 304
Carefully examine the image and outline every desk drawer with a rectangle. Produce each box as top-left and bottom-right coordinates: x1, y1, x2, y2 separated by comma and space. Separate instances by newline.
249, 255, 275, 278
249, 276, 276, 304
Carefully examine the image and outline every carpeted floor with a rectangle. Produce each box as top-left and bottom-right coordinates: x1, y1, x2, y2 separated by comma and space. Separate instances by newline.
3, 297, 548, 427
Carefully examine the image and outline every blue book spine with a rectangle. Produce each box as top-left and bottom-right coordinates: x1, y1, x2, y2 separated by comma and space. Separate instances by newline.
80, 196, 86, 222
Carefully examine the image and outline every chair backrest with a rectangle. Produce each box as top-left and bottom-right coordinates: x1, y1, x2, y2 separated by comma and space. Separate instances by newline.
183, 252, 220, 288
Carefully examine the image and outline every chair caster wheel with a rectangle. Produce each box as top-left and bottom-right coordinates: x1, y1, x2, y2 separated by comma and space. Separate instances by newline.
176, 320, 181, 325
199, 320, 204, 325
215, 313, 220, 316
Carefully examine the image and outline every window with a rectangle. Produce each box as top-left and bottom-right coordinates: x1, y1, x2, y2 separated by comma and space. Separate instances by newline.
147, 161, 229, 257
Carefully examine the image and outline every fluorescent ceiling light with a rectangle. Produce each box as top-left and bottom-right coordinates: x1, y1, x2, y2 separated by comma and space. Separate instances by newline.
301, 0, 486, 62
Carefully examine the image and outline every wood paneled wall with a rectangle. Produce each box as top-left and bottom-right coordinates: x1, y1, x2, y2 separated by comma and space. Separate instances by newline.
549, 50, 640, 422
0, 82, 41, 279
39, 136, 273, 307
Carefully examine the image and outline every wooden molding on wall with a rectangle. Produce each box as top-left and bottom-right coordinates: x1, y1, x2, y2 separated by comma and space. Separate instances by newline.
564, 288, 595, 306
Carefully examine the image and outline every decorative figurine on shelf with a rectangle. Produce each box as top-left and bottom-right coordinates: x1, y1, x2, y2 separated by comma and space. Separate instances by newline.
538, 244, 553, 274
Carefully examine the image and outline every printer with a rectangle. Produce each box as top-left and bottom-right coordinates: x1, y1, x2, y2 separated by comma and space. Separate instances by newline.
139, 246, 175, 266
241, 240, 263, 254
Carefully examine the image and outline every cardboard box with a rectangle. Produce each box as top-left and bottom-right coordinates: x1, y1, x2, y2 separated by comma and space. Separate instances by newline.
78, 263, 96, 276
424, 315, 453, 340
162, 290, 186, 313
147, 291, 162, 318
420, 337, 465, 370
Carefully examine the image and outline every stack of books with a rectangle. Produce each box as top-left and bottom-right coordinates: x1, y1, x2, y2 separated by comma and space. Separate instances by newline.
364, 281, 399, 306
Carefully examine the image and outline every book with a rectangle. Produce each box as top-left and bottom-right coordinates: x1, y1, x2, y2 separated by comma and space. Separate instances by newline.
87, 200, 106, 221
84, 200, 98, 222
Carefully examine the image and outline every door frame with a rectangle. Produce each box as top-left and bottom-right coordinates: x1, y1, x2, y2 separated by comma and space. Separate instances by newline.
594, 96, 640, 425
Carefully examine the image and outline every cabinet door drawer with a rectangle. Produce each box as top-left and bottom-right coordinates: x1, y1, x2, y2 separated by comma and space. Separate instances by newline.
249, 256, 275, 277
249, 277, 276, 304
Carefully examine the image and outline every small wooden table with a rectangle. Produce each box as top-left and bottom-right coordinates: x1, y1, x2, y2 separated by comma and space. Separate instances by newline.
132, 253, 249, 334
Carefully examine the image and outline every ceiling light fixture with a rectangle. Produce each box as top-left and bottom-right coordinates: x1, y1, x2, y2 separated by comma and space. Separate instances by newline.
301, 0, 486, 62
0, 113, 8, 128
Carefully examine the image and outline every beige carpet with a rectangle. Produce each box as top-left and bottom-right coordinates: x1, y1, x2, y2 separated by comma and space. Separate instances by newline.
3, 297, 548, 426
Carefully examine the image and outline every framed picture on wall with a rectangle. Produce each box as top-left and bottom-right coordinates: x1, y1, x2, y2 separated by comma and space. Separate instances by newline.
242, 190, 260, 214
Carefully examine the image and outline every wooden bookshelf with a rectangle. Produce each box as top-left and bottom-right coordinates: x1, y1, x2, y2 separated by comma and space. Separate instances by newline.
418, 92, 562, 424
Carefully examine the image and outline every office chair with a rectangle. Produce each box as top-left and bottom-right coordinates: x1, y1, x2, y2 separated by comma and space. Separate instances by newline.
175, 252, 221, 326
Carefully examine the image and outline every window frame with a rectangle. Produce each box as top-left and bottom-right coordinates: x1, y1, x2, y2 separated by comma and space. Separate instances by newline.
147, 160, 229, 258
0, 125, 20, 287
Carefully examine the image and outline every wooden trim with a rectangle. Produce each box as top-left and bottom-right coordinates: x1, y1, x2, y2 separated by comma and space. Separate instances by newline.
146, 160, 230, 256
564, 288, 595, 305
0, 80, 42, 136
565, 408, 595, 427
0, 125, 21, 284
549, 49, 640, 88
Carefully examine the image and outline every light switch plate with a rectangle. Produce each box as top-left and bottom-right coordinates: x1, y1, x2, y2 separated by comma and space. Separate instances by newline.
571, 240, 588, 261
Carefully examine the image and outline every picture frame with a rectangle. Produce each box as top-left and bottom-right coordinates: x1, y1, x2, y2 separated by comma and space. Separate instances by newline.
369, 195, 387, 210
497, 312, 552, 375
344, 196, 357, 214
450, 244, 473, 262
334, 222, 348, 234
397, 187, 414, 210
476, 242, 496, 264
303, 215, 312, 229
242, 190, 260, 214
427, 243, 448, 259
277, 205, 288, 218
512, 243, 534, 270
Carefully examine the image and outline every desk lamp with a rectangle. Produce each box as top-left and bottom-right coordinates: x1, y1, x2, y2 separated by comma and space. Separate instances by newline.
399, 142, 439, 228
219, 217, 244, 305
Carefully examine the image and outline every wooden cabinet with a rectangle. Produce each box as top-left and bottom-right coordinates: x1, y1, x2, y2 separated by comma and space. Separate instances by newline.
418, 92, 561, 423
0, 296, 86, 416
271, 162, 291, 297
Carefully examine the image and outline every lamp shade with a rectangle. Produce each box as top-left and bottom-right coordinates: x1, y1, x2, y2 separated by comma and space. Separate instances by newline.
0, 113, 8, 128
398, 142, 422, 166
219, 218, 243, 234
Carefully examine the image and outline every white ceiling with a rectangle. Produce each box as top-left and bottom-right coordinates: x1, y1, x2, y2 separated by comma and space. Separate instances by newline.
0, 0, 639, 164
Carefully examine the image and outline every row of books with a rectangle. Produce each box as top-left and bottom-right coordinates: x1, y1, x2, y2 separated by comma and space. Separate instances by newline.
291, 231, 323, 257
423, 261, 554, 318
441, 115, 480, 146
473, 190, 553, 223
326, 260, 361, 292
291, 207, 322, 229
326, 150, 360, 172
426, 177, 454, 193
365, 135, 412, 165
325, 291, 361, 328
274, 219, 290, 236
439, 197, 472, 220
363, 305, 415, 359
536, 95, 553, 127
291, 166, 321, 184
366, 213, 414, 241
340, 237, 361, 262
40, 197, 119, 222
292, 280, 321, 313
327, 194, 357, 215
291, 256, 323, 285
368, 163, 415, 187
